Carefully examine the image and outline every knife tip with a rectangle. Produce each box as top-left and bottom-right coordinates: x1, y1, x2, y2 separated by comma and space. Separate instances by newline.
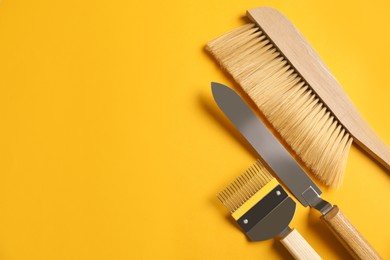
211, 82, 225, 97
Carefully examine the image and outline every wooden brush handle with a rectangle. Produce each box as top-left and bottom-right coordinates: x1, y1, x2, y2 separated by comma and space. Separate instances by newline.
321, 206, 381, 260
280, 229, 322, 260
247, 7, 390, 170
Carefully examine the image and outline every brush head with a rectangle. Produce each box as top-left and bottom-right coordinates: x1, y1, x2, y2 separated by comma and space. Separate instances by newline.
207, 24, 353, 187
217, 161, 296, 241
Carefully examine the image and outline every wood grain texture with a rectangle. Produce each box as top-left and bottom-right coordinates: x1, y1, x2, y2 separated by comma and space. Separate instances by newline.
321, 206, 381, 260
280, 229, 322, 260
247, 7, 390, 170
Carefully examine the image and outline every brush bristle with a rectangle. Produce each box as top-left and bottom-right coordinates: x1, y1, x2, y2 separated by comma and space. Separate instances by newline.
217, 161, 273, 213
207, 24, 353, 187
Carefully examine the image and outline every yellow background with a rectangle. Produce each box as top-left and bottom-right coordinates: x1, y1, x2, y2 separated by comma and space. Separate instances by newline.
0, 0, 389, 259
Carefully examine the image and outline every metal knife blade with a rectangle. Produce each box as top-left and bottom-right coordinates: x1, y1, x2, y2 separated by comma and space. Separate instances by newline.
211, 82, 322, 207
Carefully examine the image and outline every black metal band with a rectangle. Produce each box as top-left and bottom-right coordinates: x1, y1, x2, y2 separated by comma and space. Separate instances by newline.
237, 185, 287, 232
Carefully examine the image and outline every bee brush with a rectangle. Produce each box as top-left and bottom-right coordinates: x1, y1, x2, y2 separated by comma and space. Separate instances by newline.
217, 161, 322, 260
207, 7, 390, 187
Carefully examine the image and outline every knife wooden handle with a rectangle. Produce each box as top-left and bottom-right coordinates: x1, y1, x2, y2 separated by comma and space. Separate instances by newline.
280, 228, 322, 260
321, 206, 381, 260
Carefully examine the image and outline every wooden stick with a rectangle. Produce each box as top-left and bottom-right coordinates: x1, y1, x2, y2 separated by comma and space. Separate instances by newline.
280, 228, 322, 260
321, 206, 381, 260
